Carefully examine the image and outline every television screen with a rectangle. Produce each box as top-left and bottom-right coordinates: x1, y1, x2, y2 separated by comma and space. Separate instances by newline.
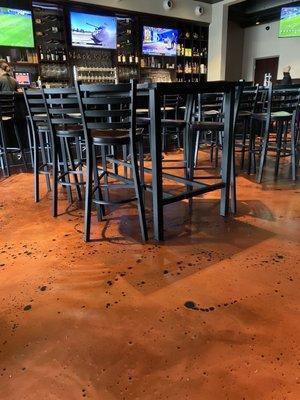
15, 72, 31, 86
70, 11, 117, 49
0, 7, 34, 48
279, 7, 300, 37
142, 26, 179, 56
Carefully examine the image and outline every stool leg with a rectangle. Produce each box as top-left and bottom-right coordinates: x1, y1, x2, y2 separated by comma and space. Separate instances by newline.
193, 131, 200, 167
111, 145, 118, 175
38, 132, 51, 193
59, 137, 73, 204
26, 118, 34, 168
131, 140, 148, 241
247, 119, 254, 174
92, 144, 105, 221
122, 144, 128, 179
65, 138, 82, 202
240, 118, 248, 169
187, 127, 195, 214
13, 121, 28, 172
51, 135, 59, 217
33, 129, 39, 203
274, 122, 283, 178
257, 119, 270, 183
0, 121, 10, 177
291, 119, 297, 181
101, 146, 109, 202
230, 138, 237, 214
75, 137, 84, 188
138, 138, 146, 204
84, 141, 94, 242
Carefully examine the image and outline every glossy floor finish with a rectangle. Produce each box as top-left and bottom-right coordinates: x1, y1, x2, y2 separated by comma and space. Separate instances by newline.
0, 158, 300, 400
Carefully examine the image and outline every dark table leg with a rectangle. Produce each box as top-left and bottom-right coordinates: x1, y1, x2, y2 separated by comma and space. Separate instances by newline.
220, 89, 234, 217
149, 88, 164, 241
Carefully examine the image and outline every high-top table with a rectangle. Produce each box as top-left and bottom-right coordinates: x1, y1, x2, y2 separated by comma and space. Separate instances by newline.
137, 81, 237, 241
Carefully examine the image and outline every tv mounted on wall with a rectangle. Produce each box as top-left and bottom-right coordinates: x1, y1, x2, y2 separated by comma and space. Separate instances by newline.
70, 11, 117, 49
142, 26, 179, 57
0, 7, 34, 48
279, 7, 300, 38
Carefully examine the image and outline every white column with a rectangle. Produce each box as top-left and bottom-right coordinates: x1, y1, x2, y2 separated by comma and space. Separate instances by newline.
208, 0, 245, 81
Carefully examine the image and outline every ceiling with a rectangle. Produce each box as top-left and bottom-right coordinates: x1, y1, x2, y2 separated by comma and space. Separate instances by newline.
229, 0, 300, 27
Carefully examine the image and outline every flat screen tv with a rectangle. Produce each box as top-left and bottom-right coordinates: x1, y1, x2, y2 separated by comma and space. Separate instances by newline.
0, 7, 34, 48
279, 7, 300, 37
142, 26, 179, 57
70, 11, 117, 49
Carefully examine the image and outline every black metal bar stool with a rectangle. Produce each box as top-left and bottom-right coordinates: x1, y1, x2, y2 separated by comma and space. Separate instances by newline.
188, 82, 244, 213
249, 84, 300, 182
23, 88, 52, 202
0, 91, 28, 177
42, 87, 85, 217
75, 80, 148, 242
235, 84, 259, 169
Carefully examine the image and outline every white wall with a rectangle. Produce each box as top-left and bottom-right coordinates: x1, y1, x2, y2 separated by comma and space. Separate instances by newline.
208, 2, 228, 81
73, 0, 212, 23
208, 0, 245, 81
242, 20, 300, 81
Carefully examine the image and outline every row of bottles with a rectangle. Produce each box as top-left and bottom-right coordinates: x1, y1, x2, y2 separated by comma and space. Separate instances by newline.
117, 54, 139, 64
176, 44, 208, 58
177, 76, 202, 82
177, 62, 207, 74
0, 49, 38, 64
39, 46, 67, 62
140, 57, 175, 69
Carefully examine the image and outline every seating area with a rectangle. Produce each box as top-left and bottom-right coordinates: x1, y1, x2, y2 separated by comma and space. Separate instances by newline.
0, 0, 299, 399
2, 82, 299, 242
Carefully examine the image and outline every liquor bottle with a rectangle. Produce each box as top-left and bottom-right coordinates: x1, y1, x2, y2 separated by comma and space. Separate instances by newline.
39, 46, 44, 61
62, 49, 67, 62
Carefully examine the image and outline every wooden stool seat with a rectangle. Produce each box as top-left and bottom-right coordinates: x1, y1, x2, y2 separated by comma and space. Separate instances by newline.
91, 129, 143, 145
191, 121, 224, 131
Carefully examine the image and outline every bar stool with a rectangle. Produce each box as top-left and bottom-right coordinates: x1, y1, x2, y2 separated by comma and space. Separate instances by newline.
235, 84, 259, 169
192, 92, 224, 168
75, 80, 148, 242
249, 84, 300, 182
188, 82, 244, 212
42, 87, 85, 217
23, 88, 52, 202
0, 91, 28, 177
291, 105, 300, 180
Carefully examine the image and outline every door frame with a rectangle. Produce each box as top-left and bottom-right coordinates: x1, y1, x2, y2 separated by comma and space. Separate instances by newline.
253, 55, 280, 83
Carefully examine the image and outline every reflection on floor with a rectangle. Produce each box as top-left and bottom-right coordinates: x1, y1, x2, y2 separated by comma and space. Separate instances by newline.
0, 153, 299, 400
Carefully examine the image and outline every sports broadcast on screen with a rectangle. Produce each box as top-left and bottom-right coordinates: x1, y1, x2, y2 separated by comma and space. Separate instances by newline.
279, 7, 300, 37
0, 7, 34, 48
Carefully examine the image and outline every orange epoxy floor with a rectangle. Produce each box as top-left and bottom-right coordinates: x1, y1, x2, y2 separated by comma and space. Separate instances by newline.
0, 161, 300, 399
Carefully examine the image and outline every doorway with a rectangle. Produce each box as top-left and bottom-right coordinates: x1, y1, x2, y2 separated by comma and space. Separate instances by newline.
254, 57, 279, 85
